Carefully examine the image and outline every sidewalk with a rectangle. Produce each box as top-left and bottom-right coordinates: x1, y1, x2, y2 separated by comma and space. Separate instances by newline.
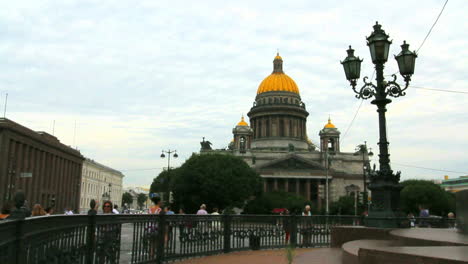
173, 248, 342, 264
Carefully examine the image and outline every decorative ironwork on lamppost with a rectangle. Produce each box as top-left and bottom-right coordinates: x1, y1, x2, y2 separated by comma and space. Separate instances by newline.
160, 149, 178, 202
354, 141, 373, 211
341, 22, 417, 227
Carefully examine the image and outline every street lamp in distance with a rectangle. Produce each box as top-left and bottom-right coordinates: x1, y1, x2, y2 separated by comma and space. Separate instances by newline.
354, 141, 373, 211
160, 149, 178, 203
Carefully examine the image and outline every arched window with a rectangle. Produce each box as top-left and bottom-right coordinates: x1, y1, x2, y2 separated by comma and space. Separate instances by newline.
240, 136, 246, 153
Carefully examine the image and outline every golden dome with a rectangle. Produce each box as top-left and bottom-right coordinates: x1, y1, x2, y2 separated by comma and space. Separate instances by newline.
237, 116, 249, 126
274, 52, 282, 60
256, 53, 300, 95
324, 117, 336, 128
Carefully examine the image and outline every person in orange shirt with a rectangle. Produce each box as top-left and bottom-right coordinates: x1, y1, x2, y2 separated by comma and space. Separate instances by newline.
0, 202, 12, 220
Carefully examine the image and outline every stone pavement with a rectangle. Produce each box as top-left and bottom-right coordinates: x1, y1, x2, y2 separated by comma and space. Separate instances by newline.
173, 248, 342, 264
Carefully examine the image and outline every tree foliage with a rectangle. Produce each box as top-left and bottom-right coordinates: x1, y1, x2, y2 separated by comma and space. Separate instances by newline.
169, 153, 262, 213
400, 179, 455, 216
121, 192, 133, 207
329, 195, 363, 215
243, 191, 311, 215
150, 169, 173, 202
137, 193, 148, 209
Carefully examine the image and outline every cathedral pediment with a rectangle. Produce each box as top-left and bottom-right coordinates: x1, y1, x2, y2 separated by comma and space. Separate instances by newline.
256, 154, 326, 171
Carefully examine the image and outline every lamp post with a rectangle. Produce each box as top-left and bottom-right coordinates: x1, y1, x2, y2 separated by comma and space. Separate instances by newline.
354, 141, 373, 210
341, 22, 417, 227
160, 149, 178, 203
324, 150, 334, 215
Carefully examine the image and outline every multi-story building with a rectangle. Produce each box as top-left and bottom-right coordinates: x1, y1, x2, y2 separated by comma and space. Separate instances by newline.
79, 159, 124, 212
0, 118, 84, 212
201, 53, 369, 211
440, 175, 468, 193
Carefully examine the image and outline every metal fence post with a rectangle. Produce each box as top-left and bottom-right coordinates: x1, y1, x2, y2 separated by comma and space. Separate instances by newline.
156, 214, 166, 264
85, 215, 96, 264
290, 215, 297, 247
223, 215, 231, 253
15, 220, 26, 264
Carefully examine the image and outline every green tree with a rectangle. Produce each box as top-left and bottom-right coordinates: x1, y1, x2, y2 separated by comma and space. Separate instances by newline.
244, 191, 311, 215
150, 169, 174, 202
137, 193, 148, 209
121, 192, 133, 207
330, 195, 364, 215
400, 179, 455, 216
169, 153, 262, 213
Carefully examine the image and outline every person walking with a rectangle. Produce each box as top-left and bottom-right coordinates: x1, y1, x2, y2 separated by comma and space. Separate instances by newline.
64, 206, 74, 215
45, 207, 54, 215
197, 204, 208, 215
301, 205, 312, 247
302, 205, 312, 216
97, 201, 120, 264
112, 204, 120, 214
31, 204, 46, 217
0, 202, 13, 220
88, 200, 98, 216
282, 209, 292, 244
419, 205, 430, 227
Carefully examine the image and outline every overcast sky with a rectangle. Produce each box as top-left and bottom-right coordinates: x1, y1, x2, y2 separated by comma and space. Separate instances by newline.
1, 0, 466, 187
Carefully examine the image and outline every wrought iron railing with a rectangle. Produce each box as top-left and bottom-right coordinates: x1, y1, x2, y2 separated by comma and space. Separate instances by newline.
0, 214, 456, 264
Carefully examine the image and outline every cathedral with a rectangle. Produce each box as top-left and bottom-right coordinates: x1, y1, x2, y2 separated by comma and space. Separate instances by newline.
202, 53, 369, 211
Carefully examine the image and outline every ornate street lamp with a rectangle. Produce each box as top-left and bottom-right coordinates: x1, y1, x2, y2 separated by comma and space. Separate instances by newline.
341, 22, 417, 227
161, 149, 178, 202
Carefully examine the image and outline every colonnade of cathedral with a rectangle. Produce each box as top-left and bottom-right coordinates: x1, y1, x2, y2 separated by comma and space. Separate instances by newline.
263, 177, 322, 210
250, 115, 307, 140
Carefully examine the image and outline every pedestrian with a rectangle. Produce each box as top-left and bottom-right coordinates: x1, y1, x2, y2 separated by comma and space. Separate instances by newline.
418, 205, 430, 227
31, 204, 46, 217
197, 204, 208, 215
149, 196, 162, 214
102, 201, 113, 214
88, 199, 98, 216
211, 208, 221, 229
301, 205, 312, 247
45, 207, 54, 215
282, 209, 292, 244
97, 200, 120, 263
0, 202, 13, 220
64, 206, 74, 215
147, 196, 162, 259
448, 212, 456, 228
302, 205, 312, 216
164, 205, 175, 215
113, 204, 120, 214
407, 213, 416, 227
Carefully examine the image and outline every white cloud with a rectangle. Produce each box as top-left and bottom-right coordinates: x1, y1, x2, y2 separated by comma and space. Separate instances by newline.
1, 0, 467, 187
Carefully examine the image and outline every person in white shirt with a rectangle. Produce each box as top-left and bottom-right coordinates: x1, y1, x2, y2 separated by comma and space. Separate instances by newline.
112, 204, 120, 214
64, 206, 74, 215
302, 205, 312, 216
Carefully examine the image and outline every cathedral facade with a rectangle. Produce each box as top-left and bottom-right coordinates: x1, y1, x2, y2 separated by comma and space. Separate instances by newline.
203, 53, 369, 211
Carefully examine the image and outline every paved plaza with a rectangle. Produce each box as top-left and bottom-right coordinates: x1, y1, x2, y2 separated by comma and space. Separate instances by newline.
173, 248, 342, 264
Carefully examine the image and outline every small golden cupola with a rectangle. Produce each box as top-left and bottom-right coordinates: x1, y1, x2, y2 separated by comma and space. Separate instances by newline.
256, 53, 300, 95
324, 117, 336, 128
237, 116, 249, 126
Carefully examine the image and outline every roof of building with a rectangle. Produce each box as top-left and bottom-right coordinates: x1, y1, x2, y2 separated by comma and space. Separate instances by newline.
256, 53, 300, 95
0, 118, 83, 158
84, 158, 125, 176
324, 117, 336, 128
237, 116, 249, 126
